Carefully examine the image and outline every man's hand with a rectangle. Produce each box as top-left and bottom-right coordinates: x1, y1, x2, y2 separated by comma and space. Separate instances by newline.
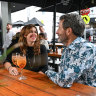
38, 71, 44, 75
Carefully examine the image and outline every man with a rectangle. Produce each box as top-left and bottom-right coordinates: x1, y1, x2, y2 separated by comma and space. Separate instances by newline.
2, 23, 16, 49
45, 14, 96, 88
39, 26, 47, 40
39, 32, 49, 52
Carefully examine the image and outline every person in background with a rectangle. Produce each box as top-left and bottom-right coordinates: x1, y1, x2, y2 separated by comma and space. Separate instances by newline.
39, 26, 48, 40
8, 26, 25, 49
4, 24, 48, 75
39, 32, 49, 52
2, 23, 16, 49
45, 14, 96, 88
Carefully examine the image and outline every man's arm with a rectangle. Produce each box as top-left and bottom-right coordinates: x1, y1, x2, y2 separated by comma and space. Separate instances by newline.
45, 48, 95, 88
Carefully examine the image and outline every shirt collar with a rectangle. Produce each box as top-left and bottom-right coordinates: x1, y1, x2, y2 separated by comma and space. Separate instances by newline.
66, 37, 86, 50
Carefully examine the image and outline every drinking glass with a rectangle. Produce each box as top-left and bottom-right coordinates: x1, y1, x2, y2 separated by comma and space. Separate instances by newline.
17, 54, 27, 80
12, 53, 20, 66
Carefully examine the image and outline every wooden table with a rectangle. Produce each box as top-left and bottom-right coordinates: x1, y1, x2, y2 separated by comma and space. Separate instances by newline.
48, 52, 61, 58
0, 67, 96, 96
48, 51, 62, 72
49, 43, 63, 48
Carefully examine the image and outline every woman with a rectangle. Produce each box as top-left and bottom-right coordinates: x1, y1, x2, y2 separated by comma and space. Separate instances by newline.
4, 24, 48, 75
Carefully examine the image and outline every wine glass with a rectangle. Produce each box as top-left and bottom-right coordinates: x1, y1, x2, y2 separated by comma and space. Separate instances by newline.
12, 53, 19, 66
17, 54, 27, 80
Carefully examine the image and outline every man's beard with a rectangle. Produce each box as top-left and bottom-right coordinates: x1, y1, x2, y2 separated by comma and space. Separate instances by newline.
58, 35, 68, 45
58, 38, 62, 43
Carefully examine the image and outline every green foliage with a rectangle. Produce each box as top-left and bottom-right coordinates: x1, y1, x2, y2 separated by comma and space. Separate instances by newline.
0, 42, 23, 63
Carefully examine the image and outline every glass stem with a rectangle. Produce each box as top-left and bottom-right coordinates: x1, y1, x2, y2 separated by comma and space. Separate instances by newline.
21, 68, 23, 77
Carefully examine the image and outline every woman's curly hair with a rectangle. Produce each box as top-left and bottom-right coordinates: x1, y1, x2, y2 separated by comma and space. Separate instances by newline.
18, 24, 40, 55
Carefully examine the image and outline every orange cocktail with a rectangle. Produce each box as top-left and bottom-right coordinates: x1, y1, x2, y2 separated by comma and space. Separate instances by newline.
12, 56, 18, 66
17, 54, 27, 80
12, 53, 20, 66
17, 57, 26, 69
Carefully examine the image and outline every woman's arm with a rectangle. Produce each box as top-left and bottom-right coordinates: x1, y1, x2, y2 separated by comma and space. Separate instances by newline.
4, 62, 12, 70
4, 62, 18, 75
3, 43, 20, 75
40, 45, 48, 73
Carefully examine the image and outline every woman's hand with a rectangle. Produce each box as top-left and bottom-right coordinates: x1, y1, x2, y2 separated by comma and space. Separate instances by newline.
8, 66, 18, 75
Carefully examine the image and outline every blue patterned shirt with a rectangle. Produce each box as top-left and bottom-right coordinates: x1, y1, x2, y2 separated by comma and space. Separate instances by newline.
45, 37, 96, 88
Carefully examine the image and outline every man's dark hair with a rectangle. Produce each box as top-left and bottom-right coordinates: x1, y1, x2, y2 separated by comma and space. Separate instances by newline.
39, 33, 46, 39
7, 23, 12, 26
60, 14, 85, 37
